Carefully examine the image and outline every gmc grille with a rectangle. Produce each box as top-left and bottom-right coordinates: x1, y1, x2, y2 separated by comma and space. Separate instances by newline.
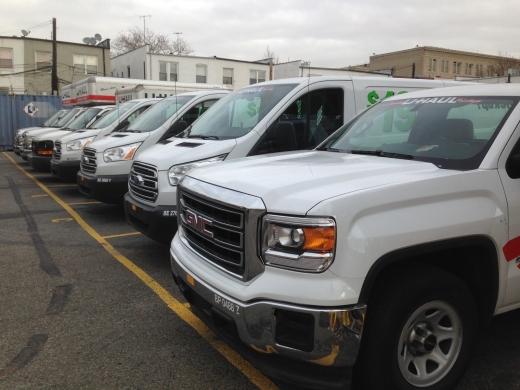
180, 191, 245, 277
128, 161, 158, 202
80, 147, 97, 174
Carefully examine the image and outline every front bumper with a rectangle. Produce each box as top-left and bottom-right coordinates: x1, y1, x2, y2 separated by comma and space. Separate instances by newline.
50, 159, 80, 182
77, 171, 129, 204
124, 193, 178, 243
20, 148, 30, 161
170, 241, 365, 389
27, 154, 51, 172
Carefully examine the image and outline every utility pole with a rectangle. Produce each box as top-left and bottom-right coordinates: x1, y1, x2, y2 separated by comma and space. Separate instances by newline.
139, 15, 151, 45
52, 17, 58, 95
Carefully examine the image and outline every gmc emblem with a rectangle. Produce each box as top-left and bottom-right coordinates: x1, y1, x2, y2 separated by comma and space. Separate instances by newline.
185, 209, 213, 238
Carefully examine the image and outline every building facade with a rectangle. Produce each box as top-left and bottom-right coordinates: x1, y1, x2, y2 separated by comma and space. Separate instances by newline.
370, 46, 520, 79
0, 36, 111, 95
111, 46, 272, 89
273, 60, 385, 79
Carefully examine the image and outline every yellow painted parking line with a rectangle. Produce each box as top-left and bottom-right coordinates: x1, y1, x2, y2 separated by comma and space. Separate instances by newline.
102, 232, 142, 239
31, 194, 48, 197
67, 201, 102, 205
3, 152, 277, 390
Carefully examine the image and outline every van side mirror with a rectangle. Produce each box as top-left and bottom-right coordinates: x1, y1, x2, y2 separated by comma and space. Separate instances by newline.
114, 119, 129, 131
273, 122, 297, 152
170, 120, 188, 136
506, 154, 520, 179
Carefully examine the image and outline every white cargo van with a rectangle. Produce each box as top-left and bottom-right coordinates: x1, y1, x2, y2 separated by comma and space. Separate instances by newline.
27, 106, 113, 172
124, 76, 470, 242
51, 99, 160, 182
20, 108, 86, 161
77, 90, 229, 203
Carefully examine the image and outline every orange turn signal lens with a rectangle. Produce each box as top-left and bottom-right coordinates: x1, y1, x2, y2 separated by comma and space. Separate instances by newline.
124, 148, 137, 160
302, 227, 335, 251
38, 150, 53, 155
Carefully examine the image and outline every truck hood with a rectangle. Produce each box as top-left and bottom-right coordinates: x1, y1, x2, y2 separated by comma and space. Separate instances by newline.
188, 151, 459, 214
136, 138, 238, 170
35, 129, 72, 142
57, 129, 101, 143
89, 131, 150, 152
24, 127, 58, 137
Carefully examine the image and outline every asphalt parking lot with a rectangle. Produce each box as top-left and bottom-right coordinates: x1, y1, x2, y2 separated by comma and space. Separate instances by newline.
2, 150, 520, 390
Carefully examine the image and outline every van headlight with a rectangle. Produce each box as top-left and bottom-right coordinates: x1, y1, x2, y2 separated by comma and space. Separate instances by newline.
66, 137, 94, 151
103, 142, 142, 162
168, 154, 227, 185
261, 215, 336, 272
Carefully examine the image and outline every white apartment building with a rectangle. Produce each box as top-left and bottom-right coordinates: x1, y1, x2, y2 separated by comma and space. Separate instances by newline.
111, 45, 272, 89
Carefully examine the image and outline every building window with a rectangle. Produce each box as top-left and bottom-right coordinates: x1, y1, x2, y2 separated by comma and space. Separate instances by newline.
74, 54, 98, 74
441, 60, 449, 73
453, 61, 462, 75
35, 51, 51, 72
464, 63, 473, 76
0, 48, 13, 69
223, 68, 233, 85
250, 70, 266, 85
476, 64, 483, 77
428, 58, 437, 72
159, 61, 178, 81
487, 65, 496, 77
196, 64, 207, 83
127, 66, 130, 78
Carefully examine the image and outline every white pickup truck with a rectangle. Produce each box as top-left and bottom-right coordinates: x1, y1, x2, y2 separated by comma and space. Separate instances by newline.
170, 84, 520, 389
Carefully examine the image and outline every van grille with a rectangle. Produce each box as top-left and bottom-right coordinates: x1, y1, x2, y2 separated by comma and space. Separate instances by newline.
128, 161, 158, 202
80, 148, 97, 174
54, 141, 62, 160
180, 191, 245, 276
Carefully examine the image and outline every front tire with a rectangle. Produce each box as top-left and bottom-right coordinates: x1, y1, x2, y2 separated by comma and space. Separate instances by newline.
355, 265, 479, 390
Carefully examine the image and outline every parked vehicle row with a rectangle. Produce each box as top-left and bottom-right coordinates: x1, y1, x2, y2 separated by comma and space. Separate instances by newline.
16, 76, 500, 390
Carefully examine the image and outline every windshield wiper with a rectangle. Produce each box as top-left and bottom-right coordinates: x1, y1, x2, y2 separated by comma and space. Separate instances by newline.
350, 149, 414, 160
188, 134, 219, 140
315, 147, 345, 152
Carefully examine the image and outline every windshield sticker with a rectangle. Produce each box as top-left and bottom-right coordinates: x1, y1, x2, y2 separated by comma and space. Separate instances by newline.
416, 145, 438, 152
238, 87, 275, 94
402, 97, 483, 105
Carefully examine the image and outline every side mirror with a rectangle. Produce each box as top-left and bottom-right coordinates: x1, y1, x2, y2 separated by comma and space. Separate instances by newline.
114, 120, 130, 131
170, 120, 188, 136
273, 122, 297, 152
506, 154, 520, 179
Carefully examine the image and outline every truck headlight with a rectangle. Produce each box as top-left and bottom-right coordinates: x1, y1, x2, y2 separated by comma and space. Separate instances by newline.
66, 137, 94, 151
168, 154, 227, 185
103, 142, 142, 162
261, 215, 336, 272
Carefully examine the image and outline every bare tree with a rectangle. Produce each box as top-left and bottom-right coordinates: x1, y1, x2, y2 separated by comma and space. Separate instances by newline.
111, 26, 194, 57
494, 52, 520, 76
263, 45, 279, 64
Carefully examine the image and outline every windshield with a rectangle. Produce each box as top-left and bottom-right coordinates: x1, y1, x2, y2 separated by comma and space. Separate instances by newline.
55, 108, 82, 128
90, 101, 139, 129
63, 108, 103, 130
320, 96, 519, 170
183, 84, 298, 140
125, 95, 194, 132
42, 110, 65, 127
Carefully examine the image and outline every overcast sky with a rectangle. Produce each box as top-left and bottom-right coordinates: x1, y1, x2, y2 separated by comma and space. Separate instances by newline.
2, 0, 520, 67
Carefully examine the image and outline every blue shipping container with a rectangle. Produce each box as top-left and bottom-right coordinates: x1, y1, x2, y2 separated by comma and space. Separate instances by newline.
0, 94, 62, 151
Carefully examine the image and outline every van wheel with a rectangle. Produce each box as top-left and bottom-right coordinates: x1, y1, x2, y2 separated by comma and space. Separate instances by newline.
355, 266, 479, 390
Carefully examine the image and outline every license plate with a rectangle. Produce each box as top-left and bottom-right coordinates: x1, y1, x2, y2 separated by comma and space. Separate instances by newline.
214, 293, 241, 316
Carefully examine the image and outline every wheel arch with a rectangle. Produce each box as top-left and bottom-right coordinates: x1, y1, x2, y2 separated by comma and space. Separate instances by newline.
358, 235, 499, 326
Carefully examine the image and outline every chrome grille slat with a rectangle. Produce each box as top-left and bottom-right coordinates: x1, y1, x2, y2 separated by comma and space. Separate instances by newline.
54, 141, 62, 160
80, 147, 97, 174
179, 190, 245, 276
128, 161, 158, 202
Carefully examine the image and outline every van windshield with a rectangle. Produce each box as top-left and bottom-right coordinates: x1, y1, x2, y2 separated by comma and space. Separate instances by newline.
319, 96, 519, 170
90, 101, 139, 129
184, 84, 298, 139
54, 108, 82, 128
63, 108, 103, 130
125, 95, 194, 132
42, 110, 65, 127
